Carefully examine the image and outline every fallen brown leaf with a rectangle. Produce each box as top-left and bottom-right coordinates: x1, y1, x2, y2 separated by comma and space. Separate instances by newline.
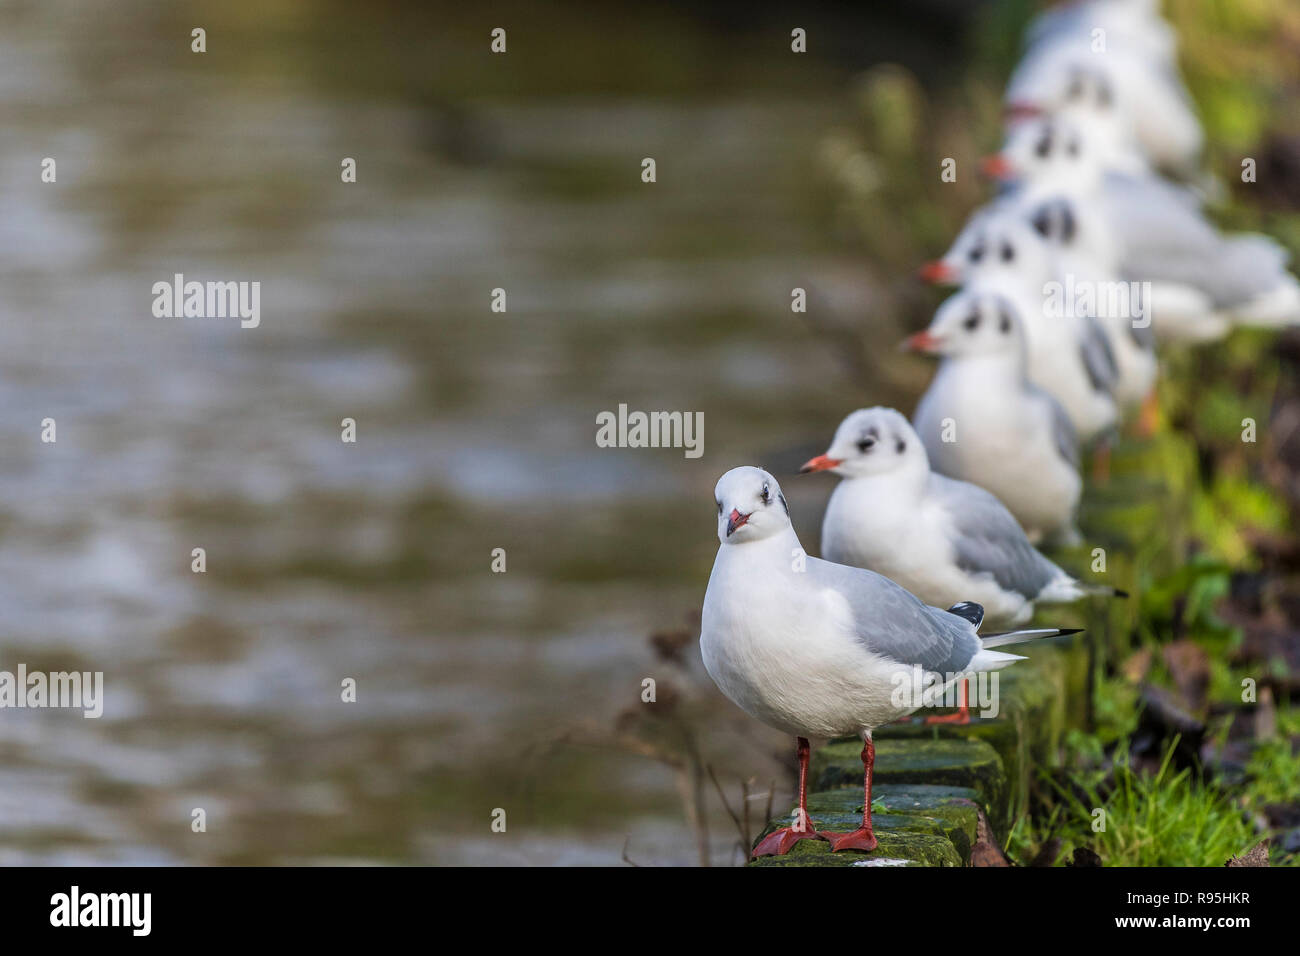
970, 808, 1010, 867
1225, 840, 1270, 867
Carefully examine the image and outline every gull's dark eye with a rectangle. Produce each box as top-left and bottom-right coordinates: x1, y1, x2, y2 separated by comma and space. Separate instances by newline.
968, 243, 985, 263
963, 311, 980, 332
760, 483, 770, 505
1000, 242, 1015, 263
856, 436, 876, 453
1035, 128, 1052, 158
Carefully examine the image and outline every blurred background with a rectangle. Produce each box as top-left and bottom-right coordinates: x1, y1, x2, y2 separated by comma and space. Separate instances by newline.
0, 0, 1297, 865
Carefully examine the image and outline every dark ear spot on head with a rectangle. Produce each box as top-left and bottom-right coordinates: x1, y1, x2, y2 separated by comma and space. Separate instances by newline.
1031, 205, 1052, 238
778, 492, 788, 516
895, 437, 906, 454
1062, 204, 1077, 242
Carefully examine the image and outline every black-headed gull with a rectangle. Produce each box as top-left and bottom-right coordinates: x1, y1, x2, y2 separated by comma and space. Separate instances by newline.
700, 466, 1079, 857
1024, 0, 1179, 68
1006, 13, 1202, 175
909, 290, 1082, 545
1026, 195, 1159, 417
990, 114, 1300, 340
802, 407, 1124, 631
921, 202, 1121, 440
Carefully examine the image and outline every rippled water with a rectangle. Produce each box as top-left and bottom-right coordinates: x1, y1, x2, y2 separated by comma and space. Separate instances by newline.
0, 1, 972, 864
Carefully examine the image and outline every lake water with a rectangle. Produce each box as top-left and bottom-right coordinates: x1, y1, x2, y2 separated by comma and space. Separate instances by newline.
0, 0, 979, 864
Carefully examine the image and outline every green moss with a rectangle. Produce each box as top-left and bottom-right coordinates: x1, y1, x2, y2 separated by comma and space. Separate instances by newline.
813, 736, 1008, 838
748, 830, 963, 868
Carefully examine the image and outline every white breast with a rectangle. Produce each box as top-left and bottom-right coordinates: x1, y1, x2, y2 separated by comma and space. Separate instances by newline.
700, 545, 921, 737
917, 362, 1080, 541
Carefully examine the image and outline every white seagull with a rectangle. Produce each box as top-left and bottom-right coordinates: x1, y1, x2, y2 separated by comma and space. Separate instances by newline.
700, 466, 1078, 857
1006, 15, 1202, 176
1024, 0, 1179, 68
802, 406, 1124, 633
990, 114, 1300, 340
1017, 196, 1159, 415
909, 290, 1083, 546
921, 201, 1122, 440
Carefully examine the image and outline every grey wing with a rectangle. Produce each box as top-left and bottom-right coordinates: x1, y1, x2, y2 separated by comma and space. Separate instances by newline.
1104, 173, 1289, 308
806, 557, 981, 674
1079, 316, 1119, 393
1027, 383, 1079, 469
930, 474, 1062, 600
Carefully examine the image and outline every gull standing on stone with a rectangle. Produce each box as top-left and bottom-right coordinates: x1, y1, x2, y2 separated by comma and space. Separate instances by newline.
700, 466, 1078, 856
803, 406, 1124, 633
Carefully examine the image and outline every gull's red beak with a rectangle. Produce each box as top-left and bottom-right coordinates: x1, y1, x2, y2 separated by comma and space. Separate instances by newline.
799, 454, 843, 474
726, 509, 750, 537
980, 154, 1016, 180
1004, 100, 1042, 122
901, 330, 943, 353
918, 260, 957, 285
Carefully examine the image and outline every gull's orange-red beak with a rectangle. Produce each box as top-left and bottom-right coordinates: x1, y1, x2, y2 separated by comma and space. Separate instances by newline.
918, 260, 957, 284
980, 154, 1016, 180
1004, 100, 1042, 122
799, 454, 842, 474
901, 330, 943, 353
726, 508, 750, 536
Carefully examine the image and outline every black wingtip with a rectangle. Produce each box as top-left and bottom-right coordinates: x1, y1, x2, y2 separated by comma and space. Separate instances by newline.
1056, 627, 1085, 636
946, 601, 985, 628
1113, 588, 1130, 599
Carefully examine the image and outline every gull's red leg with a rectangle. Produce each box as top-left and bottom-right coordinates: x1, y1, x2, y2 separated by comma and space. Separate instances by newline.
1091, 439, 1112, 484
826, 736, 877, 852
751, 736, 829, 857
924, 677, 971, 725
1136, 388, 1159, 438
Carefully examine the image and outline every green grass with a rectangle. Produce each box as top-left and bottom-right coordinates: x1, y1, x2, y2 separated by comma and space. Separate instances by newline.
1246, 738, 1300, 811
1008, 738, 1257, 867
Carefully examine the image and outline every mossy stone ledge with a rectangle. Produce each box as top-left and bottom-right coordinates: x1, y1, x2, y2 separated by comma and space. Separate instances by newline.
749, 640, 1078, 866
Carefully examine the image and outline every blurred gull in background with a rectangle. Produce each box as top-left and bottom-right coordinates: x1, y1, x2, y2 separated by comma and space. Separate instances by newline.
802, 407, 1124, 630
924, 200, 1121, 439
909, 291, 1082, 545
